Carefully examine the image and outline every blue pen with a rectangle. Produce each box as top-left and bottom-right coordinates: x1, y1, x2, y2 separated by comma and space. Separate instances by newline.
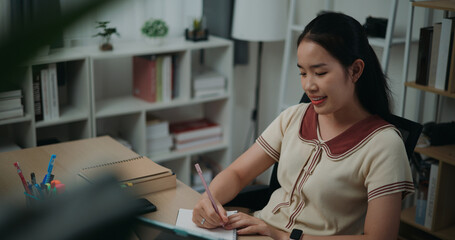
34, 184, 43, 198
42, 154, 56, 185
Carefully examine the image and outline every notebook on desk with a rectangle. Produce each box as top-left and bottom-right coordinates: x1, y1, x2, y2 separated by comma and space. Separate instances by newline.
78, 156, 176, 196
134, 217, 212, 240
134, 208, 238, 240
176, 209, 237, 240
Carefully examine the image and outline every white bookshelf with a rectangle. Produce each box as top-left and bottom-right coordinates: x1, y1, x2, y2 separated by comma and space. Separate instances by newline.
1, 36, 233, 186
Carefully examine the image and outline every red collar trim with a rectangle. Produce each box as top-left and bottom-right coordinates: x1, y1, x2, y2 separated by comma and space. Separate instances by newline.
299, 104, 393, 157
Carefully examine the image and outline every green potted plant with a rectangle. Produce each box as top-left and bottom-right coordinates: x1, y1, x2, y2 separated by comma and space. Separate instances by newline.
185, 16, 208, 42
93, 21, 120, 51
141, 18, 168, 45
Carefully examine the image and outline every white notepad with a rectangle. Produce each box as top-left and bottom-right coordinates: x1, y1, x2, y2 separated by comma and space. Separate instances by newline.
176, 208, 237, 240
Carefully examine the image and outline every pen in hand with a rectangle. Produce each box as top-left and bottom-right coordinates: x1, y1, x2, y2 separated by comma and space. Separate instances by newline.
194, 163, 225, 226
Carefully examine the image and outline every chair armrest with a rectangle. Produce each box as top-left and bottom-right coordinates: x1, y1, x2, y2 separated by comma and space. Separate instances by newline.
224, 184, 271, 211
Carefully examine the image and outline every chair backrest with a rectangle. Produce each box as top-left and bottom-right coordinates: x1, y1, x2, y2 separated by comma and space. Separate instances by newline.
268, 93, 423, 194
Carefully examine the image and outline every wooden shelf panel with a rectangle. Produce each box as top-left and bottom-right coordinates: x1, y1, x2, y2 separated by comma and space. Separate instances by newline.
405, 82, 455, 99
95, 95, 229, 119
401, 207, 432, 234
415, 145, 455, 166
401, 206, 455, 240
0, 113, 32, 126
150, 142, 228, 163
413, 1, 455, 11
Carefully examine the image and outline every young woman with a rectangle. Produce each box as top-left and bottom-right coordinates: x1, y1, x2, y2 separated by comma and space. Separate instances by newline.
192, 12, 414, 240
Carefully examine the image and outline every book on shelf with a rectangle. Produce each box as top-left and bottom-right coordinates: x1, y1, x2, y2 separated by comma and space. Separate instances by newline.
194, 88, 225, 98
133, 54, 176, 103
0, 107, 23, 120
428, 22, 442, 88
192, 65, 226, 89
424, 161, 439, 229
161, 55, 172, 102
33, 63, 63, 122
415, 181, 428, 226
78, 155, 176, 196
146, 117, 170, 139
447, 22, 455, 93
192, 65, 226, 98
416, 26, 433, 86
171, 54, 179, 99
169, 118, 222, 142
0, 96, 22, 111
435, 17, 454, 90
175, 135, 222, 151
156, 56, 163, 102
32, 66, 44, 121
146, 116, 172, 155
0, 89, 22, 99
40, 67, 51, 120
147, 135, 173, 154
133, 55, 157, 103
48, 63, 60, 119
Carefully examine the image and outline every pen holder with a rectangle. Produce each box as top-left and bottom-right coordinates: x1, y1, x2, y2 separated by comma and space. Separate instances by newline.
23, 182, 65, 207
24, 192, 41, 207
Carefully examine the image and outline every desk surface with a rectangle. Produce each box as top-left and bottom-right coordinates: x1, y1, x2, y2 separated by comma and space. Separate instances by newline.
0, 136, 271, 240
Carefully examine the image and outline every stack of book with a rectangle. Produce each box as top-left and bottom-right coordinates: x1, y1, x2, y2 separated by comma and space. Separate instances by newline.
0, 89, 23, 120
415, 17, 455, 93
192, 66, 226, 98
146, 117, 173, 156
33, 63, 63, 121
132, 54, 178, 103
415, 160, 439, 229
169, 118, 222, 151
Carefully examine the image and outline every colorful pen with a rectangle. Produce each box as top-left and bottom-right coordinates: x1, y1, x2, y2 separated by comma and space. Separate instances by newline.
13, 162, 32, 195
31, 172, 36, 185
34, 184, 43, 198
42, 154, 56, 184
194, 163, 224, 226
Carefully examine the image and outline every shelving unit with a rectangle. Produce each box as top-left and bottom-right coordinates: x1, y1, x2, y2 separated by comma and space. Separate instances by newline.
400, 1, 455, 239
0, 36, 234, 186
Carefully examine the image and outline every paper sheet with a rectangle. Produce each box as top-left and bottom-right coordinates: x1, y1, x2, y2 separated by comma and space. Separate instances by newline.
176, 208, 237, 240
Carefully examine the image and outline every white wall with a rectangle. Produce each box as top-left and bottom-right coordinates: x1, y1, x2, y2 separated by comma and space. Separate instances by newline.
60, 0, 202, 46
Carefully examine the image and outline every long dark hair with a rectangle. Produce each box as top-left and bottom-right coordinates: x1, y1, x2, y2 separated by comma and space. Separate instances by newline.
297, 12, 391, 120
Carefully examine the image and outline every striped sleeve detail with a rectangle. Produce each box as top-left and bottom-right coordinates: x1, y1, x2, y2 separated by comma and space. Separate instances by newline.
368, 181, 415, 201
256, 136, 280, 161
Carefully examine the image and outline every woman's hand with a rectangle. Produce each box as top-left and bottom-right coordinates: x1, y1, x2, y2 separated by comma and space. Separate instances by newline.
192, 193, 229, 229
225, 212, 289, 239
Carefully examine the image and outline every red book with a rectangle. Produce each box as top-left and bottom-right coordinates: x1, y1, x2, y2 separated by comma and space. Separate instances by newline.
169, 118, 222, 142
133, 56, 157, 102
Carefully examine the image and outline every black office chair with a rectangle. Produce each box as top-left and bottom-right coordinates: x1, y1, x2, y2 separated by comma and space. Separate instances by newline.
225, 93, 423, 211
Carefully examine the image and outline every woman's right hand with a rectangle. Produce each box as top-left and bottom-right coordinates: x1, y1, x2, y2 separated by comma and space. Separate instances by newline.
192, 193, 229, 229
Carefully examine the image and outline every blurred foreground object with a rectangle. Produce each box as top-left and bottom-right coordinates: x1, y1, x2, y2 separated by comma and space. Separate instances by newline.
0, 175, 138, 240
0, 0, 114, 92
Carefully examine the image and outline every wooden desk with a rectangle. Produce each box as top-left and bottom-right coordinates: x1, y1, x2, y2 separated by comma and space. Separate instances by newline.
0, 136, 270, 240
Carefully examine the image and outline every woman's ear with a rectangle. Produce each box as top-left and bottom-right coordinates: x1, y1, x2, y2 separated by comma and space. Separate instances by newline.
349, 59, 364, 83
